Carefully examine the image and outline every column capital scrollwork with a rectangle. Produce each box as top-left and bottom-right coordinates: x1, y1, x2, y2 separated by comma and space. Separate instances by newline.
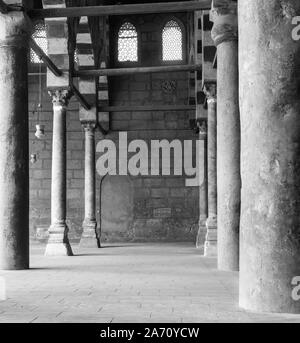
203, 83, 217, 104
48, 89, 73, 108
81, 121, 97, 132
197, 119, 208, 137
210, 1, 238, 46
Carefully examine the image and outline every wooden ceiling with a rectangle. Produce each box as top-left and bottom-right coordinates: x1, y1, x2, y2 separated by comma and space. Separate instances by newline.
33, 0, 195, 9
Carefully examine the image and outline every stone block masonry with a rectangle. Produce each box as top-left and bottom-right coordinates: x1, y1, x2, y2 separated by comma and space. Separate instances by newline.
28, 12, 203, 243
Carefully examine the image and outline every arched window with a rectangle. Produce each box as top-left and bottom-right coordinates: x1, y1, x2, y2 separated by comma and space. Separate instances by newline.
162, 20, 183, 61
118, 22, 138, 62
31, 23, 48, 64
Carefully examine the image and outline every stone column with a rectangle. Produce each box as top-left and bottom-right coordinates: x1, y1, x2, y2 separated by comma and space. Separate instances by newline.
0, 12, 30, 270
80, 122, 100, 248
196, 120, 208, 249
203, 84, 217, 256
45, 90, 73, 256
211, 3, 240, 271
239, 0, 300, 313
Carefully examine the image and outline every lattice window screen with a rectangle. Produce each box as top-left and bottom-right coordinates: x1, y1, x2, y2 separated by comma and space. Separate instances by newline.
162, 20, 183, 61
31, 23, 48, 64
118, 22, 138, 62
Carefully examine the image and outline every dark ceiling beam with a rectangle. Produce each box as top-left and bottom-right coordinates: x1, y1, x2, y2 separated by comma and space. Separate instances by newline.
98, 104, 196, 112
74, 64, 202, 77
0, 0, 8, 13
71, 84, 91, 111
28, 0, 212, 19
29, 38, 63, 77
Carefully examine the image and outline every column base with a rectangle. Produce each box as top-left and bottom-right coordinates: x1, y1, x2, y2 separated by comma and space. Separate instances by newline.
196, 215, 207, 249
204, 216, 217, 257
80, 221, 100, 248
45, 242, 73, 256
45, 224, 73, 256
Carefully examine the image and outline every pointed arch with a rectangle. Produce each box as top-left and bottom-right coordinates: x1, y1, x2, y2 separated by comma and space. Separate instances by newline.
117, 22, 138, 62
162, 19, 183, 61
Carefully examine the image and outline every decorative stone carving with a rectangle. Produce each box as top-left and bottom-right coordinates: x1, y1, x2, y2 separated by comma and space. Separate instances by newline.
203, 82, 217, 103
197, 119, 207, 136
210, 1, 238, 46
48, 89, 73, 107
161, 80, 177, 94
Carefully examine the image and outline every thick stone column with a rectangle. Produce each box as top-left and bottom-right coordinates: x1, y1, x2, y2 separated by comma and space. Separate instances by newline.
0, 12, 30, 270
80, 122, 100, 248
239, 0, 300, 313
203, 84, 217, 256
211, 3, 240, 271
45, 90, 73, 256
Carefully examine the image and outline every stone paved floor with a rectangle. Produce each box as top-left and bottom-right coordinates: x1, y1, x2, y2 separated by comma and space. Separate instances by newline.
0, 243, 300, 323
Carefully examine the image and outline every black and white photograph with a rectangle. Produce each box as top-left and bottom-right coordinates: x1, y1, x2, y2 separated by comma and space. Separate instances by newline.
0, 0, 300, 332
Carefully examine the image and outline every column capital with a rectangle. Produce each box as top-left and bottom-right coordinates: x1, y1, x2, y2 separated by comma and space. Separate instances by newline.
81, 121, 97, 132
203, 83, 217, 104
48, 89, 73, 108
210, 1, 238, 46
197, 119, 207, 137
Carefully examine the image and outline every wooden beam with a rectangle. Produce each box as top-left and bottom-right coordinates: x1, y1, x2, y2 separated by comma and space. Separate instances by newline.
98, 104, 196, 112
28, 1, 212, 19
29, 38, 63, 77
213, 50, 217, 69
74, 64, 202, 77
71, 85, 91, 111
0, 0, 8, 14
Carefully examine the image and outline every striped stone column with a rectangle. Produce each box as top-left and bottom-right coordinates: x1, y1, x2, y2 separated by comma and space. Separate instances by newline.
98, 16, 110, 132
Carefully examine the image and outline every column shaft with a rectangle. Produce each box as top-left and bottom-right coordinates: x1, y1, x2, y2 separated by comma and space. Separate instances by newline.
80, 123, 99, 248
0, 12, 30, 270
204, 85, 217, 256
211, 4, 240, 271
239, 0, 300, 313
45, 90, 73, 256
196, 125, 208, 249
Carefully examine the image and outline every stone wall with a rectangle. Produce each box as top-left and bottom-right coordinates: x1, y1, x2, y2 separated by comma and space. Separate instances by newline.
29, 13, 203, 243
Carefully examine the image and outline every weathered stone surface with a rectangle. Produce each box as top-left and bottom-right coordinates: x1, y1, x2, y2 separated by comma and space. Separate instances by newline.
80, 121, 100, 248
203, 84, 217, 256
211, 2, 240, 271
45, 90, 73, 256
239, 0, 300, 313
0, 12, 30, 270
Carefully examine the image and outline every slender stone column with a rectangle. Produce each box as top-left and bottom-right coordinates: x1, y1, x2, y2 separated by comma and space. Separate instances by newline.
80, 122, 100, 248
203, 84, 217, 256
196, 121, 208, 249
45, 90, 73, 256
239, 0, 300, 313
0, 12, 30, 270
211, 3, 240, 271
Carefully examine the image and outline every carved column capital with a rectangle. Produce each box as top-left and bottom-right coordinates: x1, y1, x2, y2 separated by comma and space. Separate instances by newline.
81, 121, 97, 132
203, 83, 217, 104
48, 89, 73, 108
210, 1, 238, 46
197, 119, 208, 137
